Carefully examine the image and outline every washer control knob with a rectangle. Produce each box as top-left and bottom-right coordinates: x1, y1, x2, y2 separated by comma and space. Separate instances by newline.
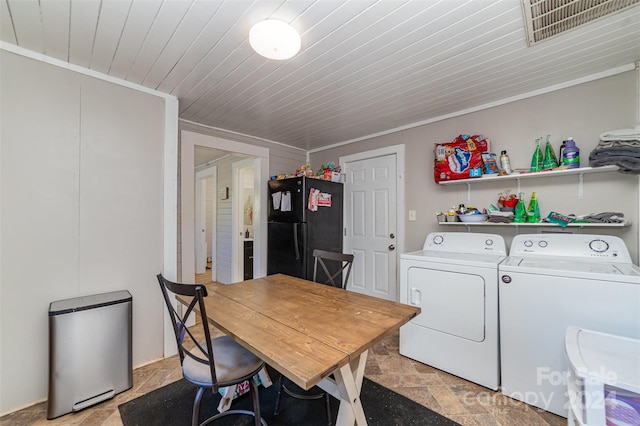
524, 240, 533, 248
539, 240, 548, 248
433, 235, 444, 245
589, 239, 609, 253
485, 239, 494, 246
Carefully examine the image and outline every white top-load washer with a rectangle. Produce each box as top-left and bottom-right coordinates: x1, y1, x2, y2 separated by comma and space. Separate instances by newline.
399, 232, 507, 390
499, 233, 640, 418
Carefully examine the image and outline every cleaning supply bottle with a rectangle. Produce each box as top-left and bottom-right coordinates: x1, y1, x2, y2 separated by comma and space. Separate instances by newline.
500, 150, 512, 174
559, 140, 566, 161
542, 135, 558, 169
530, 137, 543, 172
561, 137, 580, 169
526, 192, 540, 223
514, 192, 527, 223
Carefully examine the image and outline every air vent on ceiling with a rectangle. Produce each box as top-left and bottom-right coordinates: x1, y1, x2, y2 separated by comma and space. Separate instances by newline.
522, 0, 640, 46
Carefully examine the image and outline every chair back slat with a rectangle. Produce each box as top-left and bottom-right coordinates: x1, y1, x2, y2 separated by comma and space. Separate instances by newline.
312, 249, 354, 289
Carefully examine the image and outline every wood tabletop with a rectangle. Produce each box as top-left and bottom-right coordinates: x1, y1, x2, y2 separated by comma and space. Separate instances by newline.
177, 274, 420, 391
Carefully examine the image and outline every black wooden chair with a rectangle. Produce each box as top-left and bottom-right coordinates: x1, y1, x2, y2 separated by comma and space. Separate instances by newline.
312, 249, 354, 289
156, 274, 266, 426
273, 250, 355, 424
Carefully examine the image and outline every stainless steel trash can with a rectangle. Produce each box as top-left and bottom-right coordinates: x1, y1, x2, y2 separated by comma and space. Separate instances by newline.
47, 290, 132, 419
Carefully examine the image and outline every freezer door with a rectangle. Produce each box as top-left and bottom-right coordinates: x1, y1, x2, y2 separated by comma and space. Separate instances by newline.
267, 222, 308, 279
268, 177, 306, 223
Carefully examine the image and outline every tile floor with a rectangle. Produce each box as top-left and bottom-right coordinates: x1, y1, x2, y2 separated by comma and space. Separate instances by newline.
0, 274, 566, 426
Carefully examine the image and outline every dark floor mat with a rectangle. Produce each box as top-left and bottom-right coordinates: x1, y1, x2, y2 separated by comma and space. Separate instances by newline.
119, 366, 459, 425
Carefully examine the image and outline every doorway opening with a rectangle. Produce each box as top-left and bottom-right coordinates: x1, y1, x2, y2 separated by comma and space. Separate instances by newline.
233, 158, 255, 282
180, 130, 269, 285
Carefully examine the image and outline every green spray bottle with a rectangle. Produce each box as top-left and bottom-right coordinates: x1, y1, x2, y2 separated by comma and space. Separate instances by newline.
542, 135, 558, 169
526, 191, 541, 223
530, 138, 544, 172
514, 192, 527, 223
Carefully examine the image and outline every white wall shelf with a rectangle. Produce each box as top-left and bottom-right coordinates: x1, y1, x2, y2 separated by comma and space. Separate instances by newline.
438, 165, 619, 186
438, 165, 620, 201
439, 221, 630, 228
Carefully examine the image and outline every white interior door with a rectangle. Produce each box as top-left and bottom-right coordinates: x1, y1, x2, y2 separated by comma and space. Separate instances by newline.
195, 166, 216, 279
195, 174, 207, 274
343, 150, 400, 301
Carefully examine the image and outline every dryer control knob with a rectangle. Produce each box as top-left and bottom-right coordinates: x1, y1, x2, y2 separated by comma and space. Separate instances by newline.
433, 235, 444, 245
485, 239, 494, 246
538, 240, 548, 248
524, 240, 533, 247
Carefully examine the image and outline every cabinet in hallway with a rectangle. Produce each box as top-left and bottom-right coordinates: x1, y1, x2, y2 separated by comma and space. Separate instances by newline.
244, 240, 253, 280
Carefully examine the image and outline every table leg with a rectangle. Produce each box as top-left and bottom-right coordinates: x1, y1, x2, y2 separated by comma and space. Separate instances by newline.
333, 351, 368, 426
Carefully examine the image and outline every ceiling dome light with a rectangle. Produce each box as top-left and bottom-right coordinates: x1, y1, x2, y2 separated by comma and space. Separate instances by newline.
249, 20, 301, 60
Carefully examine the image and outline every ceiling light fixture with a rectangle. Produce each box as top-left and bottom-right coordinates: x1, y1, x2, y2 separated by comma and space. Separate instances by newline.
249, 19, 301, 60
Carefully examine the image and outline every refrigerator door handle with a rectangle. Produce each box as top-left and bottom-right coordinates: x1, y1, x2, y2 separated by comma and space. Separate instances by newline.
293, 223, 300, 260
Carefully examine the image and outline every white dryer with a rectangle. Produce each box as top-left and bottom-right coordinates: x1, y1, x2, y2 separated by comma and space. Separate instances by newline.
399, 232, 507, 390
499, 233, 640, 418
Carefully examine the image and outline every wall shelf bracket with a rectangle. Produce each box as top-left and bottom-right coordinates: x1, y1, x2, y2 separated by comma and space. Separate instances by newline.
578, 172, 584, 199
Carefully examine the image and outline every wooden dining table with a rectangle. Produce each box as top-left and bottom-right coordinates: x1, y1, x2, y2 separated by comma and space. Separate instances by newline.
176, 273, 420, 426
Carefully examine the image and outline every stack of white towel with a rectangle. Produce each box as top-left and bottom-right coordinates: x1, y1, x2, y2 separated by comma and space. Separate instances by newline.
589, 124, 640, 173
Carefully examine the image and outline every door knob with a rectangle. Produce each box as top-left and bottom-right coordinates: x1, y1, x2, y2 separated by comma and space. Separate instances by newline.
390, 233, 395, 239
389, 244, 395, 251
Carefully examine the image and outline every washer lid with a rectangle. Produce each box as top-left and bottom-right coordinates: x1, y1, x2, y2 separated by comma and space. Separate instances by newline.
401, 249, 506, 267
500, 256, 640, 281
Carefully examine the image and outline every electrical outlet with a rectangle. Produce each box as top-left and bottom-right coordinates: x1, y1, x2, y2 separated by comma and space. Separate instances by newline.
409, 210, 417, 221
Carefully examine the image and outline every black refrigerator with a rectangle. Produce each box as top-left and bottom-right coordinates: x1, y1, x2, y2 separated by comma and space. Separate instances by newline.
267, 177, 343, 282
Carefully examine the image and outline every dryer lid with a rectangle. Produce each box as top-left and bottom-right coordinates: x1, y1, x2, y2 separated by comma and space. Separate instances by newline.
401, 249, 506, 266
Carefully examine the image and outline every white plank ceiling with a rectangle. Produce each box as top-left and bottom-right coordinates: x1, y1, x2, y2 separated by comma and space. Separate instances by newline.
2, 0, 639, 151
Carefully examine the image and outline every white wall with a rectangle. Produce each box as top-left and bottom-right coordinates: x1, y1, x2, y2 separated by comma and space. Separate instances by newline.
180, 121, 307, 179
311, 69, 640, 263
215, 155, 244, 284
0, 51, 171, 414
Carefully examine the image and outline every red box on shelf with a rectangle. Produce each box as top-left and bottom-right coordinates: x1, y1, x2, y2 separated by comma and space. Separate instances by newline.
434, 135, 489, 183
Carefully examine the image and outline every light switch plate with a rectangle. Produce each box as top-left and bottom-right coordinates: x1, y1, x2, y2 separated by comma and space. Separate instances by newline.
409, 210, 416, 221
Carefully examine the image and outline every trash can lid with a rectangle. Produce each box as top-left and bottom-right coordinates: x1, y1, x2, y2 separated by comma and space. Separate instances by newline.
49, 290, 132, 315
